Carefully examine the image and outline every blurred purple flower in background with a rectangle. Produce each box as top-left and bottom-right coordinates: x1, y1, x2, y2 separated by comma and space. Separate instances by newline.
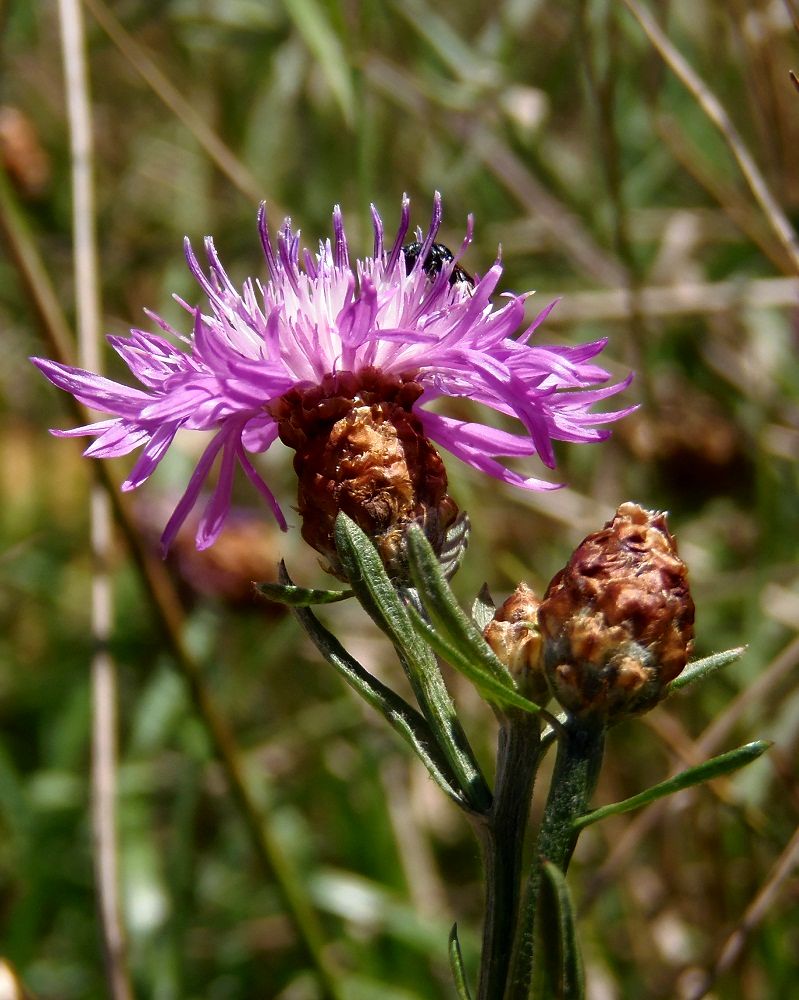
33, 194, 634, 554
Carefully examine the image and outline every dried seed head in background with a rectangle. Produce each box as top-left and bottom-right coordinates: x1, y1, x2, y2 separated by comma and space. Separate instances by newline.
539, 502, 695, 720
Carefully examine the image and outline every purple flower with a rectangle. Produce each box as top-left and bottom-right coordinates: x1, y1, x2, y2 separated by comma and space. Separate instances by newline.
33, 194, 634, 555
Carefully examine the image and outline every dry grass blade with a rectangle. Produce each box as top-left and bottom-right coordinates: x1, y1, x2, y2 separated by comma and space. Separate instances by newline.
542, 276, 799, 325
620, 0, 799, 275
57, 1, 132, 997
682, 822, 799, 1000
655, 119, 793, 273
80, 0, 279, 213
362, 53, 626, 287
460, 123, 626, 287
583, 633, 799, 910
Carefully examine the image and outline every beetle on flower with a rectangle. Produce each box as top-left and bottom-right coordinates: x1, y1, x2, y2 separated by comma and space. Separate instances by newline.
33, 193, 634, 575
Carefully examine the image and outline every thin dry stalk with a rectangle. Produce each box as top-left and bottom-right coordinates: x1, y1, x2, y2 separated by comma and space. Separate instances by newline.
57, 1, 133, 997
80, 0, 278, 213
578, 1, 657, 405
458, 122, 627, 287
541, 275, 799, 325
583, 633, 799, 910
655, 119, 792, 273
362, 52, 627, 287
620, 0, 799, 275
683, 822, 799, 1000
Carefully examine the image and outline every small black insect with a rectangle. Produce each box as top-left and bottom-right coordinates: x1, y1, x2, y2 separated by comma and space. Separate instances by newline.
402, 241, 474, 287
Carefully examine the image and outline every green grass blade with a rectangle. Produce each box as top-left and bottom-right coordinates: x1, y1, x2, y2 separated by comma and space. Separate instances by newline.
572, 740, 771, 832
280, 0, 355, 127
393, 0, 494, 85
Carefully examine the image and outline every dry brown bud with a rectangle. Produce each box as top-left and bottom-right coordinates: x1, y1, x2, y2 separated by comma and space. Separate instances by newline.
538, 502, 695, 719
269, 368, 458, 578
483, 582, 549, 703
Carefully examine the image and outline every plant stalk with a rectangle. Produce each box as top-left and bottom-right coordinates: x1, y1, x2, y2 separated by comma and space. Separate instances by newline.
506, 714, 605, 1000
476, 713, 542, 1000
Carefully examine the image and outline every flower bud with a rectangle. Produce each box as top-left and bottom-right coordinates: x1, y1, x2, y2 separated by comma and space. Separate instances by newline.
538, 503, 694, 719
483, 582, 549, 704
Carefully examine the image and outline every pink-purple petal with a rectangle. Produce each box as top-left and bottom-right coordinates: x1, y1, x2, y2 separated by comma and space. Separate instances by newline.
121, 421, 182, 491
160, 431, 229, 554
195, 434, 239, 550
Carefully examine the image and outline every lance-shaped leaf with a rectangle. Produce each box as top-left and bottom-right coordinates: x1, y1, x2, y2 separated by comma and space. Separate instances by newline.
280, 563, 470, 809
449, 924, 474, 1000
405, 525, 514, 687
667, 647, 747, 694
572, 740, 771, 832
333, 514, 491, 813
257, 573, 353, 607
407, 604, 542, 716
533, 862, 585, 1000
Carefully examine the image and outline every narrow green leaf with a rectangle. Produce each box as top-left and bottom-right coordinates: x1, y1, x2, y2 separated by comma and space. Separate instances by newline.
280, 0, 355, 127
449, 924, 474, 1000
572, 740, 771, 832
407, 605, 542, 715
256, 573, 352, 607
471, 584, 495, 631
405, 525, 513, 687
540, 862, 585, 1000
333, 515, 491, 812
667, 647, 747, 694
280, 563, 469, 809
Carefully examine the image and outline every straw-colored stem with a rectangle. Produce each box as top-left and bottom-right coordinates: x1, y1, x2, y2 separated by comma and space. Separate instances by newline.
619, 0, 799, 275
80, 0, 273, 212
57, 1, 133, 997
683, 820, 799, 1000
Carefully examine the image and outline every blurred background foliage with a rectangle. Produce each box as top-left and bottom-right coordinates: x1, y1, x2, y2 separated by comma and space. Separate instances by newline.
1, 0, 798, 997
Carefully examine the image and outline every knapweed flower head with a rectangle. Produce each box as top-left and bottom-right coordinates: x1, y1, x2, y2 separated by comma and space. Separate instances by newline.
33, 194, 634, 574
539, 503, 695, 720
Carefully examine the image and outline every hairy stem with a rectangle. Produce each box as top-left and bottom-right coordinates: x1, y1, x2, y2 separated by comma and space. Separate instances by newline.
507, 714, 605, 1000
475, 714, 542, 1000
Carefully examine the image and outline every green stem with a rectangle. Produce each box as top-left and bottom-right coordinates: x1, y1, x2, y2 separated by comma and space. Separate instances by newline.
506, 714, 605, 1000
476, 714, 542, 1000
